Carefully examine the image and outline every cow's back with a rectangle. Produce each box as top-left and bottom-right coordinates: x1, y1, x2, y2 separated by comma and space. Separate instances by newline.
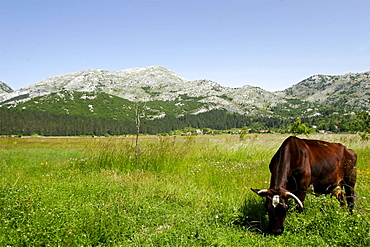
302, 139, 356, 194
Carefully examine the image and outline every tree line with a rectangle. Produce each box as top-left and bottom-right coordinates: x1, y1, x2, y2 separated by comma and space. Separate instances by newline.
0, 108, 135, 136
0, 107, 365, 136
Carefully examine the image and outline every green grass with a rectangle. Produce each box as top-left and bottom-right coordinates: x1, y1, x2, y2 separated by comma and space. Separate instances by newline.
0, 134, 369, 246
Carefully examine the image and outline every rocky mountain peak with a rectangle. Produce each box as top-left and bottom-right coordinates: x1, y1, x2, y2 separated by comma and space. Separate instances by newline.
1, 67, 369, 118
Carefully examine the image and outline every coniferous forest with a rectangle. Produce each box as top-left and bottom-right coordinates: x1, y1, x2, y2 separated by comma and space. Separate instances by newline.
0, 106, 363, 136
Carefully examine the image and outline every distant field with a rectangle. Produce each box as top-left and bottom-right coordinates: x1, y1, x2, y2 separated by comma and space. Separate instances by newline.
0, 134, 369, 246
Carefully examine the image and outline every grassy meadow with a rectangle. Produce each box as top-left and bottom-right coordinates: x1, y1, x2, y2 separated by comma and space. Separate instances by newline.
0, 134, 369, 246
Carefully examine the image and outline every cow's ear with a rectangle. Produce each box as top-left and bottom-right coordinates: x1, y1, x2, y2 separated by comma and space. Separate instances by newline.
251, 188, 269, 197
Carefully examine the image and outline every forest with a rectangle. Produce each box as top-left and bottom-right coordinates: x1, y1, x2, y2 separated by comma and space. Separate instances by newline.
0, 107, 364, 136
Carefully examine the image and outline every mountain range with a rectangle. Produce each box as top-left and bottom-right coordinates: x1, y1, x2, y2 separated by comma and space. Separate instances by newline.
0, 66, 369, 122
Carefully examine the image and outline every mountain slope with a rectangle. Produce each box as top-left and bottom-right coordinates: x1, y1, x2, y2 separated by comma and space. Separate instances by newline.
13, 90, 210, 121
274, 71, 370, 112
0, 65, 284, 116
1, 66, 369, 121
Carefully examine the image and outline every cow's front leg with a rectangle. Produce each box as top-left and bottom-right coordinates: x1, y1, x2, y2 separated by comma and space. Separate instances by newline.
288, 176, 310, 212
293, 191, 306, 212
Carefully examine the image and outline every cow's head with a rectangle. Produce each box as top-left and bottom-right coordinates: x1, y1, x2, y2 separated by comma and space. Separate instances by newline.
251, 188, 303, 235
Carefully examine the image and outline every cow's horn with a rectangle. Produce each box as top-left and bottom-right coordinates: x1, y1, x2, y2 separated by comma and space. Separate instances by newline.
286, 192, 304, 209
257, 189, 269, 194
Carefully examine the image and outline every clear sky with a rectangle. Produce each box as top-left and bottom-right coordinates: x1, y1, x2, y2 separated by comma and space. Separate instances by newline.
1, 0, 369, 92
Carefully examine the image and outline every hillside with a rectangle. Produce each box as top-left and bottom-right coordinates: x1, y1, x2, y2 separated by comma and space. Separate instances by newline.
0, 66, 284, 117
0, 66, 369, 135
10, 90, 212, 121
274, 71, 370, 113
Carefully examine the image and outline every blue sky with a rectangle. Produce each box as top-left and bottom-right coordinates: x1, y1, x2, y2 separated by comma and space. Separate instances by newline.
1, 0, 369, 92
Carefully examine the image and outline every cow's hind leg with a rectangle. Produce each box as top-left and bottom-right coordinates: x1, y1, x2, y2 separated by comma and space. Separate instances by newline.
343, 183, 355, 213
343, 168, 356, 213
343, 149, 357, 213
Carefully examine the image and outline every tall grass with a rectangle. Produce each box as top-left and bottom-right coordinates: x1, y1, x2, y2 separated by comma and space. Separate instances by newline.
0, 135, 369, 246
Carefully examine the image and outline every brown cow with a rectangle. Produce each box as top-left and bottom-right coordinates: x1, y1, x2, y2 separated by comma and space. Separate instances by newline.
251, 136, 357, 235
